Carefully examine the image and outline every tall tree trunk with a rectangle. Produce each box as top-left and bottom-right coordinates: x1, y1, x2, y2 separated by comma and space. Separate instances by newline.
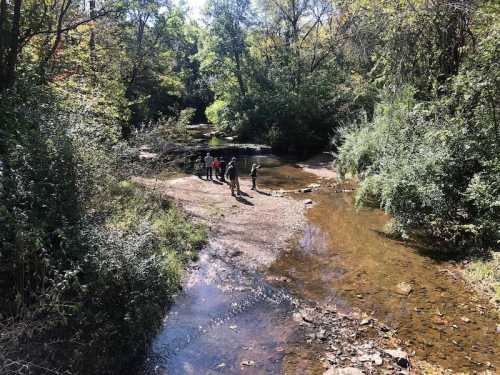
0, 0, 7, 65
1, 0, 22, 90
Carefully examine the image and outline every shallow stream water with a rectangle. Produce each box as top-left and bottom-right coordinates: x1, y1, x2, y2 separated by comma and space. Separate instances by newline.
143, 156, 499, 374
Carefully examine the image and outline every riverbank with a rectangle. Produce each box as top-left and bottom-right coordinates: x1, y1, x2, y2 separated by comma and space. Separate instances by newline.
136, 158, 499, 374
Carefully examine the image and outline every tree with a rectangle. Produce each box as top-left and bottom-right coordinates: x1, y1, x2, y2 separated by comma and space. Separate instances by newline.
203, 0, 251, 97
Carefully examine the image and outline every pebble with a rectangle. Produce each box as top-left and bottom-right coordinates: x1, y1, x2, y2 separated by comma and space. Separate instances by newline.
240, 360, 255, 367
461, 316, 471, 323
324, 367, 365, 375
384, 349, 409, 368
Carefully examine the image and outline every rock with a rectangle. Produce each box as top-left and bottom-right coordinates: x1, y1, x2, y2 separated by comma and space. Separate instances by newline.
138, 151, 159, 160
316, 329, 327, 340
460, 316, 471, 323
308, 183, 321, 189
358, 353, 383, 365
293, 310, 314, 324
358, 354, 371, 362
266, 275, 291, 283
360, 318, 371, 326
396, 282, 413, 295
384, 349, 409, 368
380, 324, 391, 332
230, 250, 243, 257
240, 360, 255, 367
324, 367, 365, 375
300, 187, 313, 193
496, 324, 500, 333
325, 352, 337, 363
304, 199, 313, 205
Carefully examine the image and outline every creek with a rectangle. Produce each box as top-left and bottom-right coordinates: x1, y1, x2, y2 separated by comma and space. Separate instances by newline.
141, 154, 499, 374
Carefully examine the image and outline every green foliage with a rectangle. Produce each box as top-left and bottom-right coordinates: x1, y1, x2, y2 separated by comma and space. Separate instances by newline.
337, 1, 500, 251
464, 252, 500, 304
338, 77, 499, 248
205, 99, 227, 126
199, 0, 374, 152
0, 78, 205, 374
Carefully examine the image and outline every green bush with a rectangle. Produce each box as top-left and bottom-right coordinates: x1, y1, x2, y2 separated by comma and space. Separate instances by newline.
0, 82, 206, 374
338, 74, 499, 249
205, 99, 227, 126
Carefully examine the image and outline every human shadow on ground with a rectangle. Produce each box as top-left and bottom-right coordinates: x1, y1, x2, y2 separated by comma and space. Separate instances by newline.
235, 195, 254, 206
255, 189, 271, 196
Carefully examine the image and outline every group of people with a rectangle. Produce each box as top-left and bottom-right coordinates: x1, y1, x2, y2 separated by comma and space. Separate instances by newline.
193, 152, 261, 196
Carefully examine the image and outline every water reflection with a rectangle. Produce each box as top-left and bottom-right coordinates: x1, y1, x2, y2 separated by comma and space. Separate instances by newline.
270, 191, 500, 372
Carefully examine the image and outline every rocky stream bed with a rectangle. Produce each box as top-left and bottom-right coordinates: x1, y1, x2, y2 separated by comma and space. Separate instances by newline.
135, 153, 498, 375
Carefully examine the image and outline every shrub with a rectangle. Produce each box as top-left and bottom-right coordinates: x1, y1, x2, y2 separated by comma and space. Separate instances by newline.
337, 77, 499, 249
0, 82, 206, 374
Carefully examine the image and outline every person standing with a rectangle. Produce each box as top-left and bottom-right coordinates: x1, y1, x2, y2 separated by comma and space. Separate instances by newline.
250, 163, 261, 190
204, 152, 214, 180
194, 156, 203, 179
212, 157, 221, 180
219, 157, 226, 181
230, 157, 240, 193
225, 158, 240, 196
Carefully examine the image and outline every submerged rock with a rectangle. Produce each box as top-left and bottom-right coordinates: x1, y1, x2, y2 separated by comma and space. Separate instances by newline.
395, 282, 413, 295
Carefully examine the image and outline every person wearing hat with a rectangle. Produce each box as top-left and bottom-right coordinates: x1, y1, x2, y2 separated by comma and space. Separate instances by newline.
204, 152, 214, 180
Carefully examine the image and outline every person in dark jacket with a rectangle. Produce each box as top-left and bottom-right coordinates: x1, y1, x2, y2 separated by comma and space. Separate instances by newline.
219, 157, 226, 181
225, 158, 240, 196
204, 152, 214, 180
